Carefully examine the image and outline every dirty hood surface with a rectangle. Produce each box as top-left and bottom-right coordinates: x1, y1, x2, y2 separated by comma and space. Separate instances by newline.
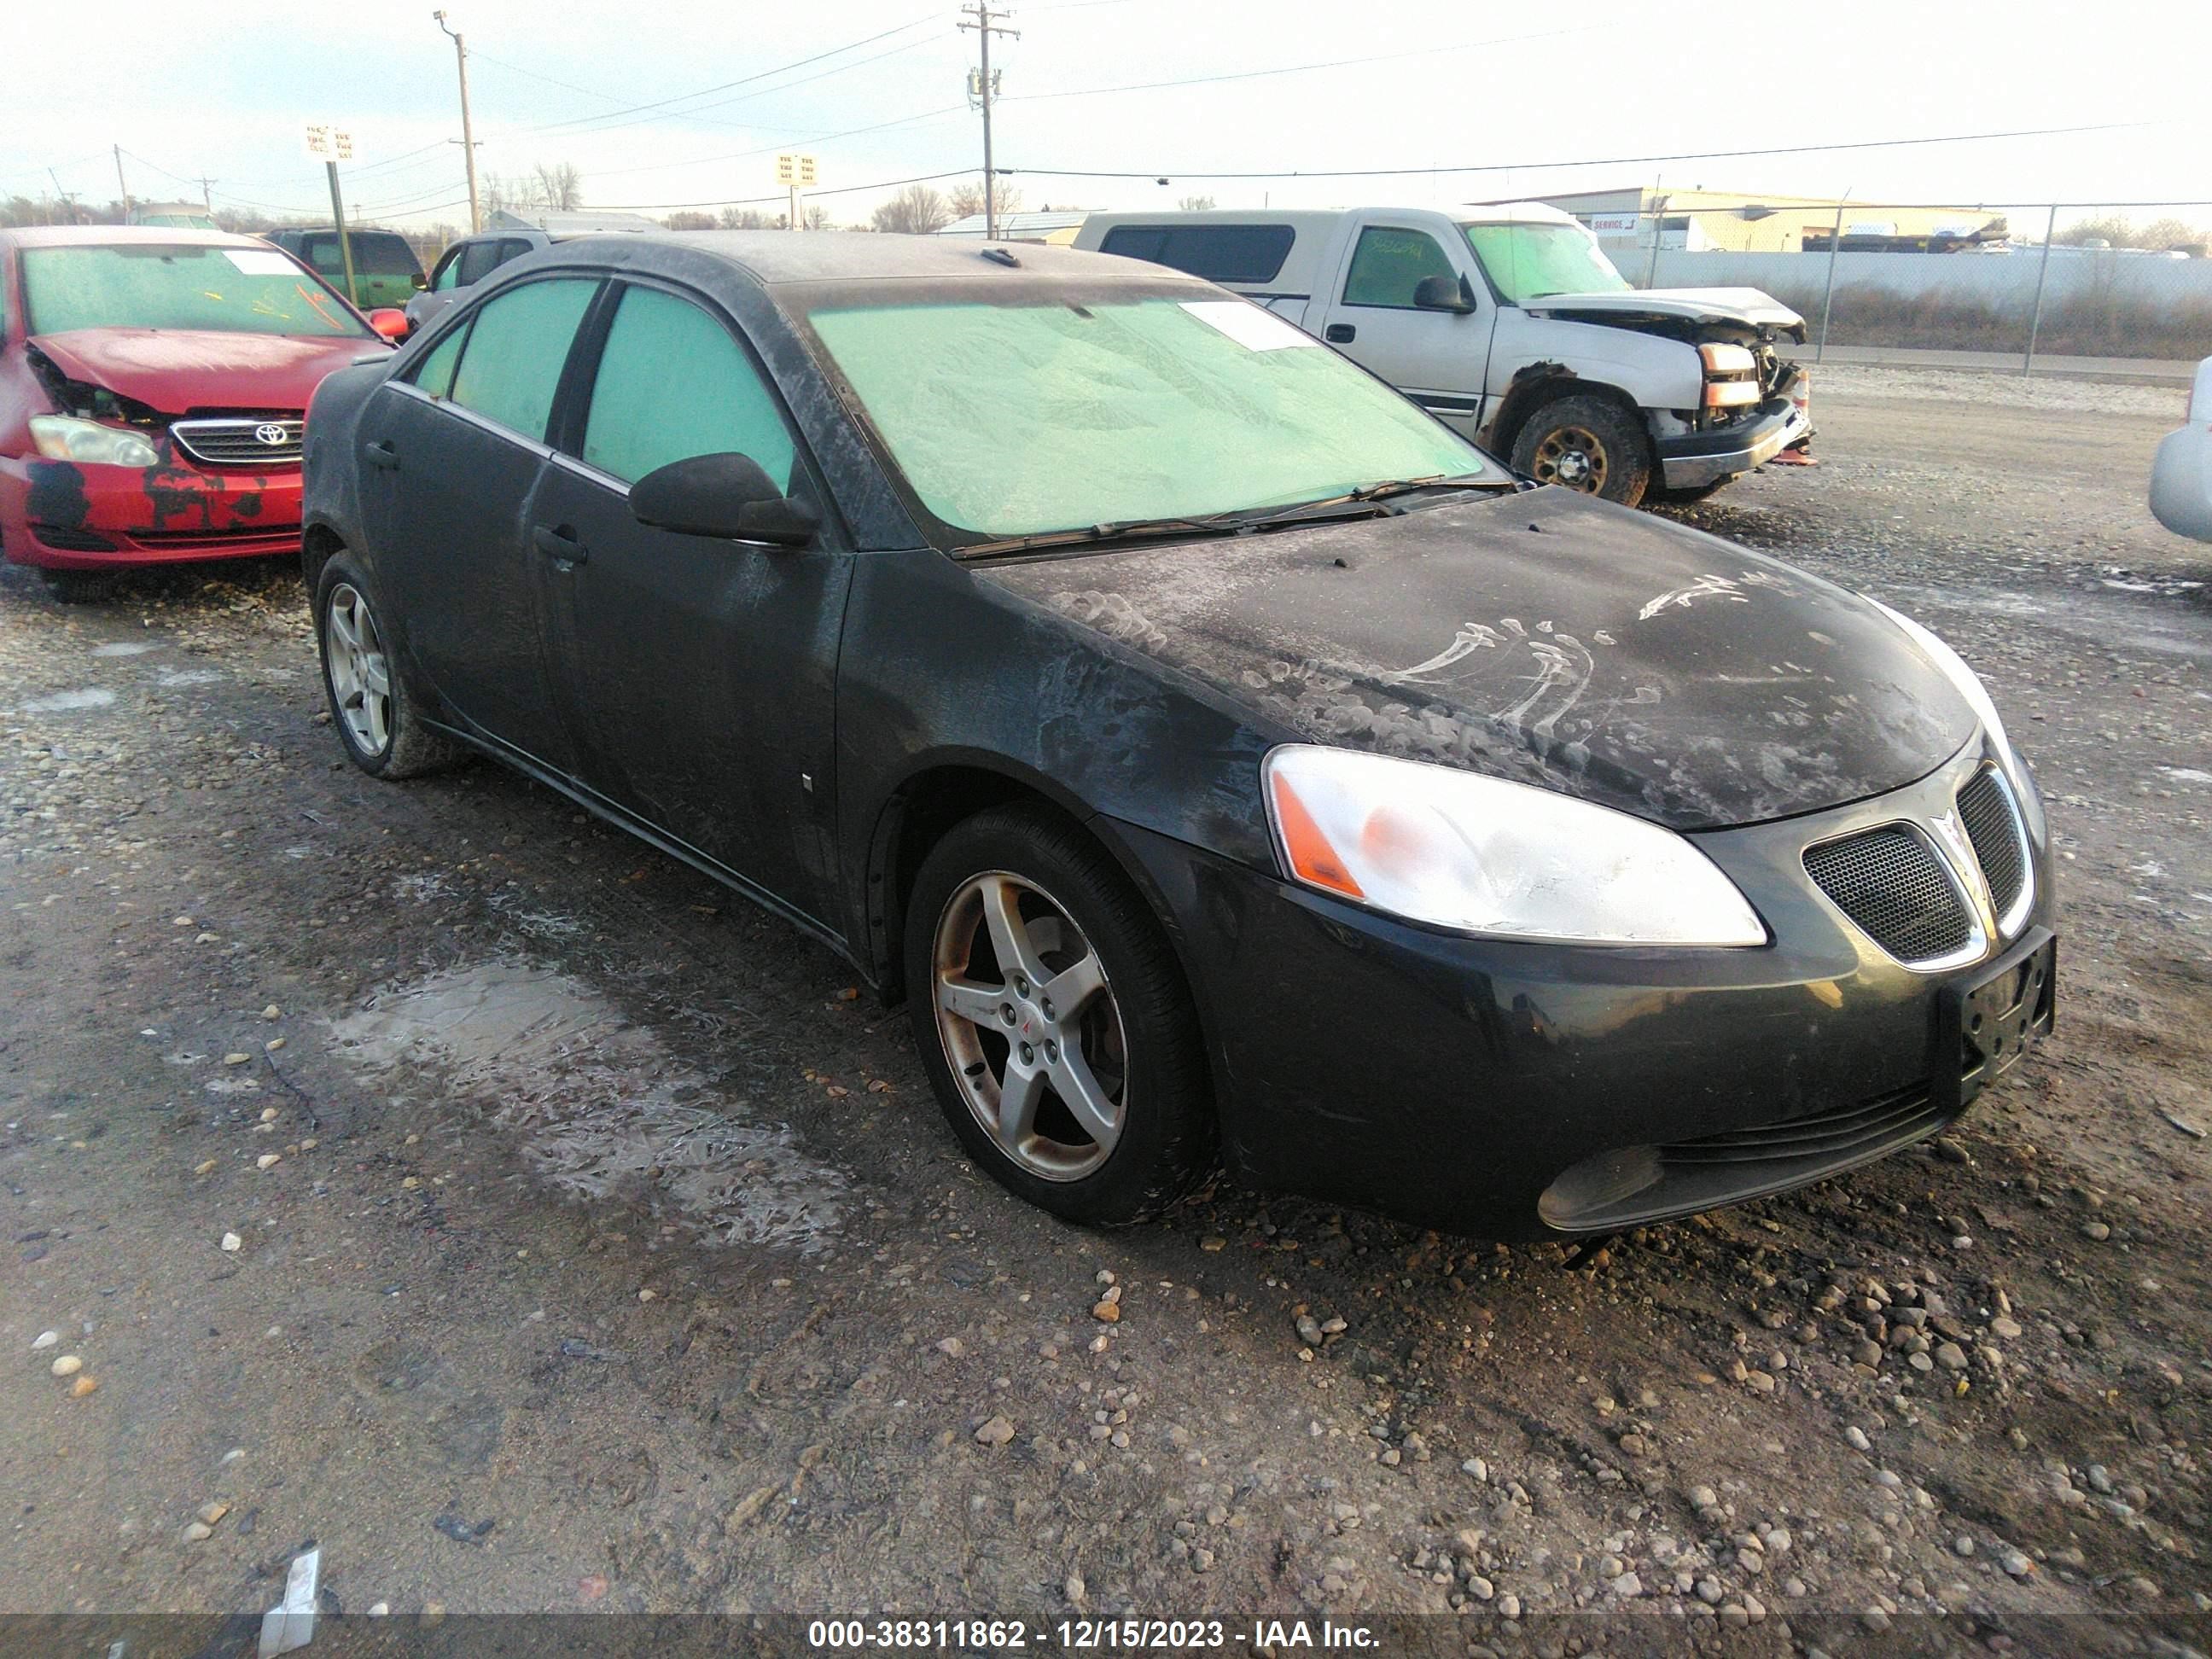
28, 329, 382, 416
984, 488, 1975, 831
1524, 287, 1805, 330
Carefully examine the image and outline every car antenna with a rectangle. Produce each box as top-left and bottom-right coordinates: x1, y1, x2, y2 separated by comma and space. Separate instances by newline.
980, 247, 1021, 268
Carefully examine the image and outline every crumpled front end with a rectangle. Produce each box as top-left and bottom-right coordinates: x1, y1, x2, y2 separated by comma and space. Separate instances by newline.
1, 431, 303, 570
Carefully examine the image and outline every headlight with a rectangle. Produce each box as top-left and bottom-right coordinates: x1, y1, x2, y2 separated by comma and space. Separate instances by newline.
1263, 746, 1767, 946
28, 415, 160, 469
1698, 341, 1760, 407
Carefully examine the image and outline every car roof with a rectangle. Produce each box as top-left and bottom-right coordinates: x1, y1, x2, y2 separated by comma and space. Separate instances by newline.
0, 225, 277, 251
556, 229, 1190, 288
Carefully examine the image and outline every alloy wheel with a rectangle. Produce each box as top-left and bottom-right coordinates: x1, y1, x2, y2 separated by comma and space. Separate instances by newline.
325, 583, 393, 758
930, 870, 1127, 1181
1530, 424, 1608, 492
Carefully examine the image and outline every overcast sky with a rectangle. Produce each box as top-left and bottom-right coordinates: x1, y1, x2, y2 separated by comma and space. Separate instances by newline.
5, 0, 2207, 233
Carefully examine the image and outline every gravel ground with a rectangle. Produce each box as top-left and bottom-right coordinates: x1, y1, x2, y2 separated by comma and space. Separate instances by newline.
1, 375, 2208, 1653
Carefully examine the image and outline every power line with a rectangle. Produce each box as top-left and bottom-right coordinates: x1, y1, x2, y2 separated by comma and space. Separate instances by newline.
579, 104, 967, 183
1001, 120, 2149, 183
583, 166, 973, 212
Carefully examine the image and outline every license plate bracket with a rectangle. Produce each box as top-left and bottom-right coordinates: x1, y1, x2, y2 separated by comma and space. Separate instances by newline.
1934, 928, 2057, 1115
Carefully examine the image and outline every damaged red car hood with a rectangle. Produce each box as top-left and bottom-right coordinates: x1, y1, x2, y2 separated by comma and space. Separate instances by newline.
27, 329, 383, 416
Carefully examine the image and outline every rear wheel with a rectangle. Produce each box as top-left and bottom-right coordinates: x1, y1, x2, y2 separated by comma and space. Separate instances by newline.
1511, 394, 1653, 507
905, 805, 1214, 1225
313, 553, 461, 779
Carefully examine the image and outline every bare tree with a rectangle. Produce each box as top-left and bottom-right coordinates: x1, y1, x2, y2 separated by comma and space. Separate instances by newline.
663, 211, 716, 230
948, 178, 1022, 221
872, 185, 951, 236
719, 207, 773, 230
533, 161, 585, 212
805, 203, 833, 230
1177, 194, 1216, 212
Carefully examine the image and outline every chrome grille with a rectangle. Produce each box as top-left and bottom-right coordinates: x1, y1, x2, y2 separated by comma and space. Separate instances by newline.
1804, 825, 1976, 966
170, 417, 304, 467
1956, 768, 2028, 928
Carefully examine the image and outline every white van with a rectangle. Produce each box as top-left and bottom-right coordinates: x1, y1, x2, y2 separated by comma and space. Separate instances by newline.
1074, 203, 1812, 507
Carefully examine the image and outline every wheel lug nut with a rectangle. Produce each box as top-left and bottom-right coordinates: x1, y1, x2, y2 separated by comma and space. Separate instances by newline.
1019, 1042, 1035, 1065
1014, 976, 1029, 996
1040, 998, 1056, 1020
1045, 1039, 1059, 1062
1000, 1004, 1015, 1023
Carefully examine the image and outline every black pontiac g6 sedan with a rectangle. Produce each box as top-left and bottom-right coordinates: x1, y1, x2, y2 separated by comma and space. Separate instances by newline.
300, 231, 2055, 1238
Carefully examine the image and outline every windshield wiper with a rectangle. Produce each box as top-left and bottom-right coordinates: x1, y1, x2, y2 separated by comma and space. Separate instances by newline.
960, 515, 1246, 558
1220, 472, 1508, 527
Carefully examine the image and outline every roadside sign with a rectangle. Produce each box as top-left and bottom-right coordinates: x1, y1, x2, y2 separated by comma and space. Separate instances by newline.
304, 124, 356, 163
1582, 212, 1641, 236
775, 153, 818, 186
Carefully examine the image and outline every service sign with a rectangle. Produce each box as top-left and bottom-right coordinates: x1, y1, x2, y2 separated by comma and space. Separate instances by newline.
1581, 212, 1642, 236
304, 123, 356, 163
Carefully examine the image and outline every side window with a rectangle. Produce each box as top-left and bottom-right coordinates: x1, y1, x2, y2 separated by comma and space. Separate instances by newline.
446, 278, 598, 442
455, 239, 503, 287
579, 286, 796, 489
1100, 224, 1295, 284
410, 319, 470, 399
302, 234, 343, 276
1342, 227, 1458, 309
496, 238, 536, 269
430, 250, 463, 292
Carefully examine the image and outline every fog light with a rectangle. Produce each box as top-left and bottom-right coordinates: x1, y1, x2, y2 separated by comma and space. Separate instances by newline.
1539, 1144, 1662, 1230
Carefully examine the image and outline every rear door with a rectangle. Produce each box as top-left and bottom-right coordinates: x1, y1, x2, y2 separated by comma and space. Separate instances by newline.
354, 274, 601, 774
1308, 220, 1496, 437
527, 278, 848, 921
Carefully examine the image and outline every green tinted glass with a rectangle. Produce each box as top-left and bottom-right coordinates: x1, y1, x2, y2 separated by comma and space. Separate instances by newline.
582, 288, 795, 487
808, 296, 1483, 538
1342, 228, 1457, 308
411, 322, 469, 399
20, 244, 365, 337
1463, 223, 1628, 304
447, 278, 597, 442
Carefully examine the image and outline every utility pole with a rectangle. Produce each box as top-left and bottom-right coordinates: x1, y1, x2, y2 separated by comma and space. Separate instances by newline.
49, 171, 77, 226
959, 2, 1018, 241
114, 144, 132, 223
435, 10, 482, 233
195, 175, 218, 218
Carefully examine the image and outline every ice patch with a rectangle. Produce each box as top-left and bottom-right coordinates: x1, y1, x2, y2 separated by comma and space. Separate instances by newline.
329, 961, 846, 1251
158, 668, 224, 688
488, 892, 586, 939
2161, 766, 2212, 784
18, 689, 116, 713
90, 642, 156, 658
392, 873, 453, 904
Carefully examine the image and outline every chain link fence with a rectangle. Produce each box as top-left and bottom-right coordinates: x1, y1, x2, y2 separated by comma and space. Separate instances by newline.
1580, 200, 2212, 370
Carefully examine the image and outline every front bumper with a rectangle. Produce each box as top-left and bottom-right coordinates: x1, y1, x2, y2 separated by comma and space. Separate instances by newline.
1658, 393, 1812, 492
0, 453, 303, 570
1105, 739, 2056, 1241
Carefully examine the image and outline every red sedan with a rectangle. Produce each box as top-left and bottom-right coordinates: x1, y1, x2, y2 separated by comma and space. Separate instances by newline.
0, 226, 404, 600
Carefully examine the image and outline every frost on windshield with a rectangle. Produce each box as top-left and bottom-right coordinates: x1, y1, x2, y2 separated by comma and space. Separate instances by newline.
809, 297, 1481, 537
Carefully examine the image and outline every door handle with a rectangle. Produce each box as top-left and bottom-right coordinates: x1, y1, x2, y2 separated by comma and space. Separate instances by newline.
1324, 323, 1356, 344
364, 439, 399, 471
532, 524, 587, 565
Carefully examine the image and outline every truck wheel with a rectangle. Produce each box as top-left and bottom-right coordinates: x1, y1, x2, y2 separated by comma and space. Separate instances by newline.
1511, 396, 1652, 507
1648, 480, 1730, 507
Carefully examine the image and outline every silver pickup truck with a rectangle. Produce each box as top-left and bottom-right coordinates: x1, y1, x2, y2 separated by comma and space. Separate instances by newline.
1074, 203, 1812, 507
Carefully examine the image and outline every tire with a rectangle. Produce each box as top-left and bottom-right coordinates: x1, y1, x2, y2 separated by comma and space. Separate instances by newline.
1510, 394, 1653, 507
41, 568, 119, 605
904, 803, 1215, 1225
312, 551, 462, 779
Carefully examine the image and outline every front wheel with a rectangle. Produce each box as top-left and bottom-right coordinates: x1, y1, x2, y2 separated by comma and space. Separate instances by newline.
1510, 394, 1653, 507
313, 553, 461, 779
904, 805, 1215, 1225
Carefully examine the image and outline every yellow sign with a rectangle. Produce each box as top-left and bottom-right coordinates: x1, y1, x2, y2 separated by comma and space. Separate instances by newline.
775, 153, 818, 186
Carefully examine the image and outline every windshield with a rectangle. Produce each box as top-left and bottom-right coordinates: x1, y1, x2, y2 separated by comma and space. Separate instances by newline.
805, 292, 1488, 540
1462, 221, 1630, 305
21, 244, 370, 338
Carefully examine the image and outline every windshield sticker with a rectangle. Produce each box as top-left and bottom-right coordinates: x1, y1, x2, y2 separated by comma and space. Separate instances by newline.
224, 249, 299, 276
1179, 300, 1319, 352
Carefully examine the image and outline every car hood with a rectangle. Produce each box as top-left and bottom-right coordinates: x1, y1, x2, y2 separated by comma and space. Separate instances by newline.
981, 488, 1976, 832
26, 329, 383, 416
1523, 287, 1805, 330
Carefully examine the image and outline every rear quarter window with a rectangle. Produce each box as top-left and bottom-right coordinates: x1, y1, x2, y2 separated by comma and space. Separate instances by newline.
1099, 224, 1295, 285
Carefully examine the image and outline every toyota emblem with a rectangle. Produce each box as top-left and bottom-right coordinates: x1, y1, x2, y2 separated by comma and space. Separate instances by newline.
253, 422, 289, 447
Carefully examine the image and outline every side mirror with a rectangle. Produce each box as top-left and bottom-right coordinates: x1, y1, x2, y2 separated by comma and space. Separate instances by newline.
367, 308, 410, 341
631, 452, 818, 547
1412, 274, 1476, 314
411, 272, 429, 292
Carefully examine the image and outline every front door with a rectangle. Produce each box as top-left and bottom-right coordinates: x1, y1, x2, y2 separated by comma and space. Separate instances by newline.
353, 274, 600, 774
1309, 223, 1496, 439
529, 280, 848, 923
